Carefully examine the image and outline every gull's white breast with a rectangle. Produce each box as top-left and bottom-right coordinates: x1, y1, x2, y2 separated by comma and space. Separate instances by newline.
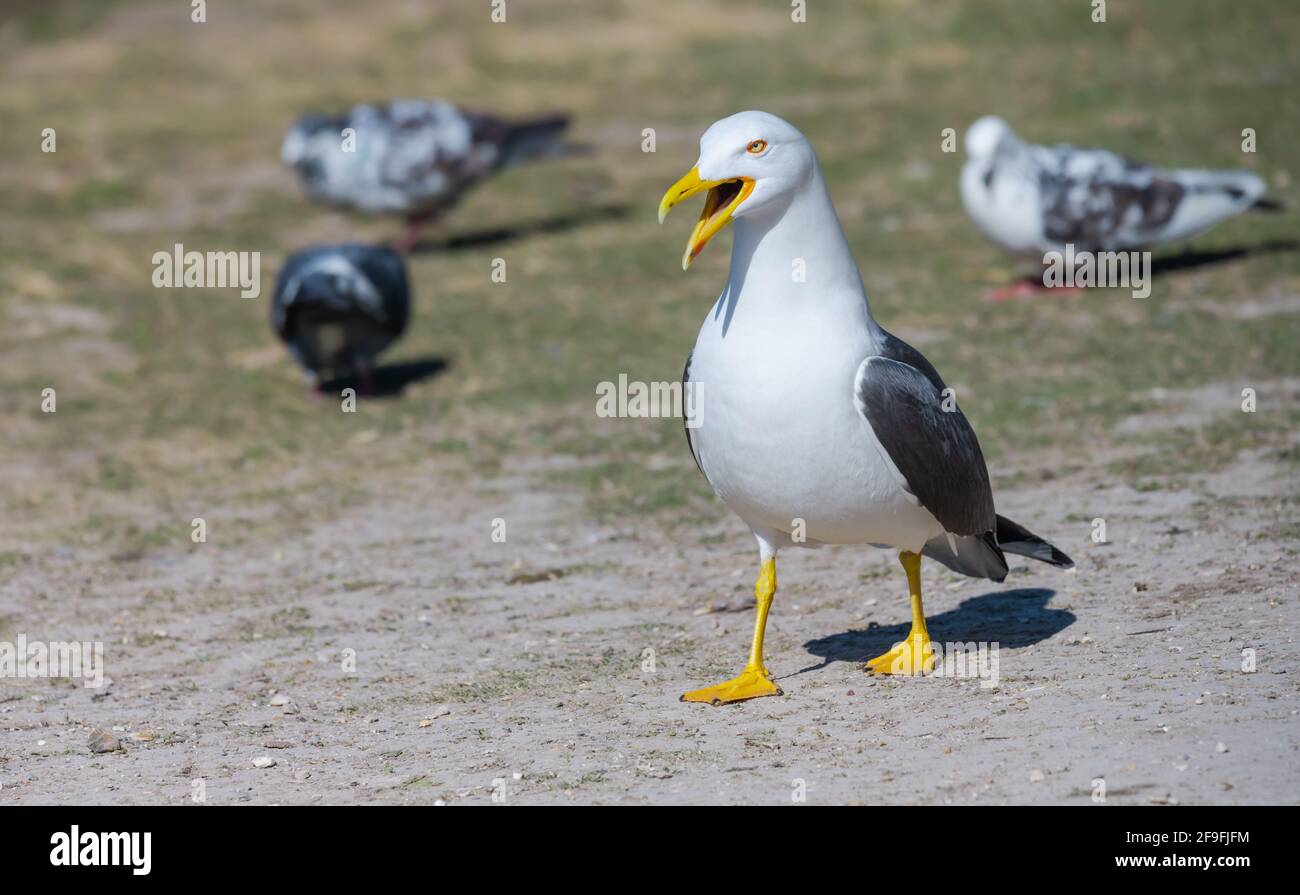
688, 291, 943, 552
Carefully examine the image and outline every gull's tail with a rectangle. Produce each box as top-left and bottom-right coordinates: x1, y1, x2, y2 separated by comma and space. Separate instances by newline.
994, 514, 1074, 569
922, 514, 1073, 582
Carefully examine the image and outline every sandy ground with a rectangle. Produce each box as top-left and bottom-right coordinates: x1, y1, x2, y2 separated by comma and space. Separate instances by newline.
2, 428, 1297, 806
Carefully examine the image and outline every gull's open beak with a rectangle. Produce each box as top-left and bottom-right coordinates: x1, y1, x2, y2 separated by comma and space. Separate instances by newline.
658, 167, 755, 270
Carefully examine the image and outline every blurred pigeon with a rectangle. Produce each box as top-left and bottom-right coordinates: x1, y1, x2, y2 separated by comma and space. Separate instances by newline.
282, 100, 573, 251
961, 116, 1281, 297
271, 244, 410, 394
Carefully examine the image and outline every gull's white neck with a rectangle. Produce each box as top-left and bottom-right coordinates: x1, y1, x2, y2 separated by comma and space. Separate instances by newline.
718, 165, 878, 334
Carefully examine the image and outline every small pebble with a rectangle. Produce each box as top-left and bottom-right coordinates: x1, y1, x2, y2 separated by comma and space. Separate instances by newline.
88, 729, 122, 754
252, 756, 276, 769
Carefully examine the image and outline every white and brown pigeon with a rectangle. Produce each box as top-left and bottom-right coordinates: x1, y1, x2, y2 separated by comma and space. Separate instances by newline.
282, 100, 573, 252
961, 115, 1282, 298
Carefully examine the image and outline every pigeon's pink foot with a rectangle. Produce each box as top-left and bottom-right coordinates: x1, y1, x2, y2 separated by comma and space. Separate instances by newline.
987, 279, 1080, 302
393, 217, 431, 254
357, 366, 376, 396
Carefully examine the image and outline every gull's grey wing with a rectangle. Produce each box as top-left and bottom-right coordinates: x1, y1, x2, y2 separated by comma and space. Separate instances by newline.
865, 332, 1073, 581
855, 347, 995, 538
682, 351, 703, 475
876, 328, 947, 393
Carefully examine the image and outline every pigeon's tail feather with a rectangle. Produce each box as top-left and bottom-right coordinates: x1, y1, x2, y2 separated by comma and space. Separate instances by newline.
995, 514, 1074, 569
1251, 197, 1285, 212
500, 115, 572, 168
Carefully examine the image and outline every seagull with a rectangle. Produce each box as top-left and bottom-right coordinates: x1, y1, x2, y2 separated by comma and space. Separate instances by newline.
282, 100, 573, 252
961, 115, 1282, 298
657, 111, 1074, 705
270, 243, 410, 394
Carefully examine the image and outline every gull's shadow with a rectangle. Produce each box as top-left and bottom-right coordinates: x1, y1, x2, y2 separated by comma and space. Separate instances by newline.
795, 588, 1072, 675
1151, 239, 1299, 278
413, 204, 630, 254
322, 356, 449, 399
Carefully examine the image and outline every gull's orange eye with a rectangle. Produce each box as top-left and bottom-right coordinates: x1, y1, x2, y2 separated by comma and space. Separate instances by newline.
746, 139, 768, 155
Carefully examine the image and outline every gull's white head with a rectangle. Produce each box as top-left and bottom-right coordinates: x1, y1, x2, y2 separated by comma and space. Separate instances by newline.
964, 115, 1014, 161
658, 110, 816, 269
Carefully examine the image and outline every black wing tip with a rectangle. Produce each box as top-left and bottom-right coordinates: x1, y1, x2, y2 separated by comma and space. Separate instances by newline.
1252, 197, 1285, 213
1045, 544, 1075, 570
1003, 538, 1075, 571
995, 514, 1075, 570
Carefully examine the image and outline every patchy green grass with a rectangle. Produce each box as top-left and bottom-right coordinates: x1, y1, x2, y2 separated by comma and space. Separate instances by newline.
1109, 408, 1300, 479
0, 0, 1296, 557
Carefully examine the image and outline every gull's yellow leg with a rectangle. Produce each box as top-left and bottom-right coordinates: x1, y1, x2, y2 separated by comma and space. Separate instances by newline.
866, 551, 935, 675
681, 557, 783, 705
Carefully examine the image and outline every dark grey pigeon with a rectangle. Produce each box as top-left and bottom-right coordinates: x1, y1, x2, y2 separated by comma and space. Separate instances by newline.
270, 244, 410, 394
281, 99, 572, 251
961, 115, 1281, 257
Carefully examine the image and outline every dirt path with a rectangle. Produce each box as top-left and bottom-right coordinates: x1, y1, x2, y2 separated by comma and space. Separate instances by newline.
2, 440, 1296, 805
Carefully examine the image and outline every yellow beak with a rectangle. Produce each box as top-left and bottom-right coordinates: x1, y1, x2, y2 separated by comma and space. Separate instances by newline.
657, 166, 755, 270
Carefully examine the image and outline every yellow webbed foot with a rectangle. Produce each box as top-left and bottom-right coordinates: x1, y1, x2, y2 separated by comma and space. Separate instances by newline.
866, 633, 934, 676
681, 666, 782, 705
867, 551, 934, 676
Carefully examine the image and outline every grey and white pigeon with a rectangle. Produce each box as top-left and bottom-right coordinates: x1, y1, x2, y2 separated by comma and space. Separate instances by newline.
961, 116, 1280, 294
282, 100, 572, 251
270, 243, 410, 394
